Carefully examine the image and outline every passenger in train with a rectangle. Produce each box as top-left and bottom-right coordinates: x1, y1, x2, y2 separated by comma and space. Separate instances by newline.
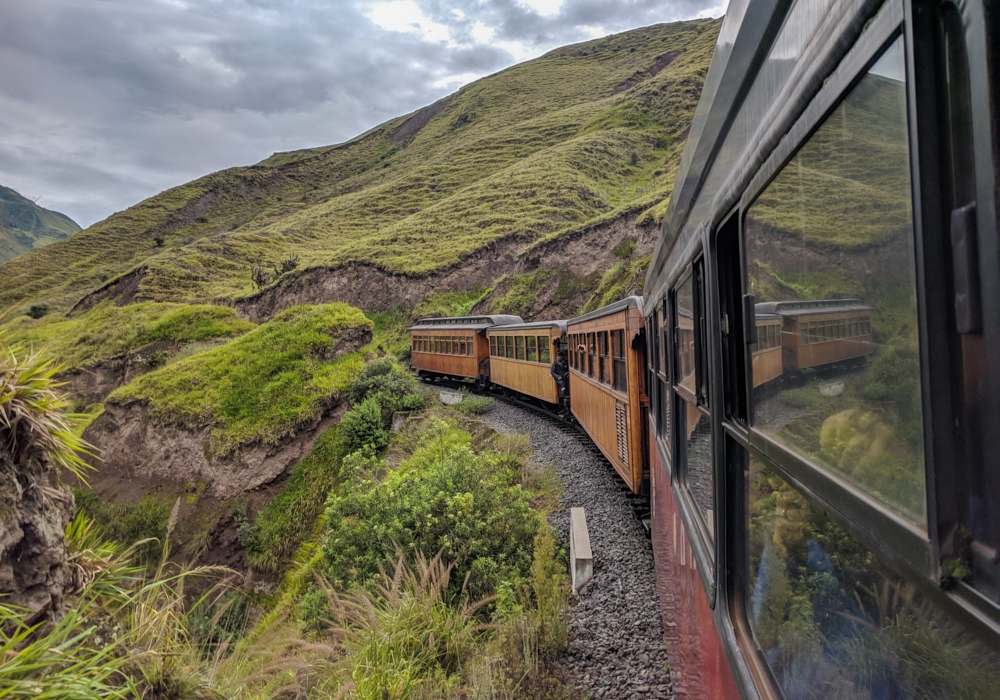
550, 349, 570, 414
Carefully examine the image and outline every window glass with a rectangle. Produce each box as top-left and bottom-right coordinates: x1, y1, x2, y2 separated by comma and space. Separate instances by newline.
459, 338, 466, 356
744, 38, 926, 524
598, 332, 609, 384
505, 336, 514, 358
676, 275, 697, 396
676, 270, 713, 538
612, 329, 628, 393
538, 337, 551, 364
515, 336, 525, 360
468, 337, 474, 356
587, 333, 595, 378
747, 456, 1000, 697
527, 336, 537, 362
490, 336, 496, 356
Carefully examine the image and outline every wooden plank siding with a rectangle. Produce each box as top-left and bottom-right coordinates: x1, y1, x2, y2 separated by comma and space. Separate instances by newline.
781, 311, 874, 371
486, 326, 563, 404
411, 329, 489, 379
567, 303, 647, 493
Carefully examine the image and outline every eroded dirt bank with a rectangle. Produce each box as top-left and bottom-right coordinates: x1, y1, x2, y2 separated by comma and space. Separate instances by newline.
235, 210, 657, 322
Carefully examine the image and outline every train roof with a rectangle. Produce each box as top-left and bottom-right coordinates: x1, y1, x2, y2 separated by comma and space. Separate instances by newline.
567, 296, 643, 326
486, 320, 567, 334
756, 299, 871, 317
408, 314, 523, 331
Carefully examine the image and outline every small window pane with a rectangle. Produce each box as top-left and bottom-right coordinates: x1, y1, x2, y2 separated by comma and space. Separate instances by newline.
676, 276, 696, 395
748, 456, 1000, 697
515, 336, 525, 360
539, 337, 551, 364
745, 38, 926, 524
526, 336, 537, 362
680, 396, 713, 539
505, 336, 514, 357
490, 336, 496, 356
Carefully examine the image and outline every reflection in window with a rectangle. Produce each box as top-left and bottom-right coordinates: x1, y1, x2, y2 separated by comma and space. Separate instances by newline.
505, 336, 514, 358
527, 335, 537, 362
747, 457, 1000, 698
744, 38, 926, 524
676, 275, 697, 397
681, 396, 713, 536
612, 329, 627, 393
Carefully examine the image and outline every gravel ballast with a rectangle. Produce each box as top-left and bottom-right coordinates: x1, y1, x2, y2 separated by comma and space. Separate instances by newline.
480, 401, 673, 700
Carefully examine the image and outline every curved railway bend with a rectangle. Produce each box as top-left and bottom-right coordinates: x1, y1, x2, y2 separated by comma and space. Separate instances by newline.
480, 401, 673, 699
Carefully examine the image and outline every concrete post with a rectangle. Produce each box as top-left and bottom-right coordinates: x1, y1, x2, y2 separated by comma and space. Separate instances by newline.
569, 507, 593, 594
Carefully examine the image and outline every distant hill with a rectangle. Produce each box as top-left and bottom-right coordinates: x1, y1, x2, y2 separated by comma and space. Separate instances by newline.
0, 19, 720, 313
0, 185, 81, 264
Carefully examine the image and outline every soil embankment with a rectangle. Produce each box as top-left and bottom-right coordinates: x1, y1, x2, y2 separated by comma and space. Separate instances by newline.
235, 210, 657, 322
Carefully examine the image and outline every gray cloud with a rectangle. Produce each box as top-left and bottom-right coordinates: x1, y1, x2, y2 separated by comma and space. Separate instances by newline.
0, 0, 724, 227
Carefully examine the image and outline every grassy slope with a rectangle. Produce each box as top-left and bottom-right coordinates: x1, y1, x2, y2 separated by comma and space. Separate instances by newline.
108, 303, 372, 453
0, 20, 720, 314
0, 302, 254, 370
0, 185, 81, 264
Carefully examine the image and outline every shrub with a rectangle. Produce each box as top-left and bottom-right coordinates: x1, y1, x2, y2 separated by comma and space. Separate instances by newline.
323, 420, 538, 598
27, 304, 48, 319
347, 356, 419, 411
457, 394, 494, 415
340, 397, 390, 453
399, 392, 425, 412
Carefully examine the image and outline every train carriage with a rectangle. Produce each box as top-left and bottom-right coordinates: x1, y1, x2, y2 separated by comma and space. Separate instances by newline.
757, 298, 874, 372
642, 0, 1000, 697
486, 320, 567, 405
566, 297, 648, 494
408, 315, 521, 381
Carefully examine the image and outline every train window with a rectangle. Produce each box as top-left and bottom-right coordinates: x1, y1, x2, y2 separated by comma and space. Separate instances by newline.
459, 338, 466, 355
527, 336, 537, 362
505, 336, 514, 358
745, 454, 1000, 696
659, 299, 671, 448
744, 37, 927, 525
538, 337, 550, 364
612, 329, 627, 394
587, 333, 596, 378
675, 265, 714, 542
598, 332, 609, 385
490, 336, 496, 356
515, 336, 525, 360
467, 337, 474, 355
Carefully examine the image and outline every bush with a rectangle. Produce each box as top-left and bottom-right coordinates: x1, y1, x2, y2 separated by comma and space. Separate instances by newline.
457, 394, 494, 415
340, 397, 390, 453
399, 392, 425, 412
323, 420, 538, 598
347, 356, 419, 412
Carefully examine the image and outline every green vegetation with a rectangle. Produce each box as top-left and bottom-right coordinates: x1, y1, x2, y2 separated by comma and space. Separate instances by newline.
323, 418, 539, 600
244, 356, 422, 572
0, 20, 720, 314
413, 287, 491, 319
581, 253, 650, 313
456, 394, 495, 415
0, 184, 80, 264
0, 301, 254, 370
748, 461, 1000, 697
74, 490, 170, 565
109, 304, 372, 453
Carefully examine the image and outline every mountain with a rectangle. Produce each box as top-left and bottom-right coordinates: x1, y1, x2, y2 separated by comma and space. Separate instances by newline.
0, 19, 720, 315
0, 185, 81, 264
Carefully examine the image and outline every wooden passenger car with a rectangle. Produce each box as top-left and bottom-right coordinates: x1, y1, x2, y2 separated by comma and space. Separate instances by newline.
409, 315, 522, 380
486, 321, 567, 404
757, 299, 874, 371
751, 310, 783, 387
566, 296, 647, 493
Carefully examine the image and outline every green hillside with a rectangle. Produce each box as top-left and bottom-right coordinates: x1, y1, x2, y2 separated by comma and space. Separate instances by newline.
0, 185, 81, 264
0, 19, 719, 315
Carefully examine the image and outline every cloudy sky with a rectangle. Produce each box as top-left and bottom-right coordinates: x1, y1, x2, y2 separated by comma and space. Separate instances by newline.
0, 0, 726, 228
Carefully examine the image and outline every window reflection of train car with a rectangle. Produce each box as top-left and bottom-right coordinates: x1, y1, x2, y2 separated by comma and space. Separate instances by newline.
641, 0, 1000, 696
566, 297, 648, 494
750, 311, 783, 387
757, 299, 874, 373
408, 315, 521, 381
486, 321, 566, 405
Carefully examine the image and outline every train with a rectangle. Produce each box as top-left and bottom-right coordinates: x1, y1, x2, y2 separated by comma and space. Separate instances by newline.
412, 0, 1000, 696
